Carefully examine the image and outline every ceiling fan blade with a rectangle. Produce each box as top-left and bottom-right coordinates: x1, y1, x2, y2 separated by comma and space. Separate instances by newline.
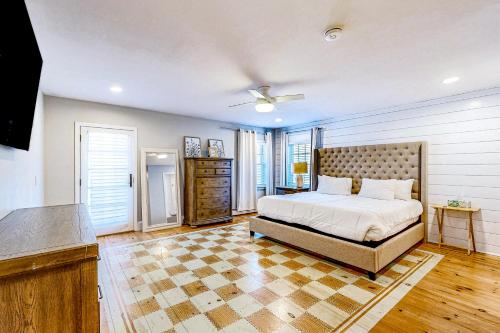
248, 89, 266, 99
274, 94, 305, 103
228, 101, 254, 108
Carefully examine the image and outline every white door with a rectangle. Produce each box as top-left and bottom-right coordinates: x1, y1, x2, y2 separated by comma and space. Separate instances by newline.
80, 126, 136, 235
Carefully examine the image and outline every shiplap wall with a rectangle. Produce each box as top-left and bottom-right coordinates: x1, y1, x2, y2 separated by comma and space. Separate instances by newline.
277, 87, 500, 255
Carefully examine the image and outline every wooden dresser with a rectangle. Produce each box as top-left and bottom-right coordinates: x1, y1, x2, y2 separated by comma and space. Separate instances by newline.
184, 157, 233, 226
0, 204, 100, 332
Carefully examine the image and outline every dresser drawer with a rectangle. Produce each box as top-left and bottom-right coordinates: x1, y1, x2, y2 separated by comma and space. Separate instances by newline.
196, 168, 215, 176
197, 187, 230, 198
196, 160, 231, 169
216, 168, 231, 175
197, 207, 231, 220
197, 196, 230, 209
197, 177, 230, 188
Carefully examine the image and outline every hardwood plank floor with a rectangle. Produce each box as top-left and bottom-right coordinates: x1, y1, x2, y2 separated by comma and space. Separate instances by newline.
371, 244, 500, 333
98, 216, 500, 332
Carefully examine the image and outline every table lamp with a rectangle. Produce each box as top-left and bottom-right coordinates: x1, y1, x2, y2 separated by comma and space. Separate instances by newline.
292, 162, 308, 188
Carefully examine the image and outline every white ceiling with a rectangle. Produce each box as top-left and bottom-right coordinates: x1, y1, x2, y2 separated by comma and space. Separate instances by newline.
27, 0, 500, 128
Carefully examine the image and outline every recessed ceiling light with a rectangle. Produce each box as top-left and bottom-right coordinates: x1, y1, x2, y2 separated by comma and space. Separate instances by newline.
255, 102, 275, 113
442, 76, 460, 84
469, 101, 482, 108
110, 85, 123, 93
157, 154, 167, 159
275, 118, 283, 123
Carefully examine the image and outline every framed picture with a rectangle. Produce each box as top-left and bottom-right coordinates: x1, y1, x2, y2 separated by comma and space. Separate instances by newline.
184, 136, 201, 157
208, 139, 225, 157
208, 146, 219, 158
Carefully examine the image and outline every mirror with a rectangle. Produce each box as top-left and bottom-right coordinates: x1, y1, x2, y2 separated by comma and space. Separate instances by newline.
141, 148, 182, 231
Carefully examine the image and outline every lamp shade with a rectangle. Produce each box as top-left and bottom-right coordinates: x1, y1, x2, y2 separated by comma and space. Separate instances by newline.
292, 162, 308, 174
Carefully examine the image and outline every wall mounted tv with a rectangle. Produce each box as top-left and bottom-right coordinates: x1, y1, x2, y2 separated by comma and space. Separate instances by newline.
0, 2, 43, 151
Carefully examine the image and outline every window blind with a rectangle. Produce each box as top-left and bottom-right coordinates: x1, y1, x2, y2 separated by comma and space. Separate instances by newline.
256, 141, 266, 187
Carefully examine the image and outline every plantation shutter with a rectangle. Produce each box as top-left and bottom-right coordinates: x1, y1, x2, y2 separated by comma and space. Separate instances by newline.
82, 128, 134, 233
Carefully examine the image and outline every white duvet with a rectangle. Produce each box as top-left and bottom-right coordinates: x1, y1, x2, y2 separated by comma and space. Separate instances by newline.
257, 192, 423, 242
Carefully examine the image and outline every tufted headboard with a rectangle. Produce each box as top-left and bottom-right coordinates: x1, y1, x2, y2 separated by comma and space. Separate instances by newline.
312, 142, 427, 204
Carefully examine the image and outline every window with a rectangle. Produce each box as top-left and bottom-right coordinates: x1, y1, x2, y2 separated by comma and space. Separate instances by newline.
285, 131, 311, 187
256, 140, 267, 188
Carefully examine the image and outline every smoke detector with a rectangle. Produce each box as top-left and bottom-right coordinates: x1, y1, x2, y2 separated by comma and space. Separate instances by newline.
324, 27, 343, 41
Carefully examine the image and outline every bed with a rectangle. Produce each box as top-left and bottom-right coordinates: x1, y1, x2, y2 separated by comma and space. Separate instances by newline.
249, 141, 427, 280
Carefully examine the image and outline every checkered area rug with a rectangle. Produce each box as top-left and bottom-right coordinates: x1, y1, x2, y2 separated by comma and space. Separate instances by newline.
104, 223, 439, 332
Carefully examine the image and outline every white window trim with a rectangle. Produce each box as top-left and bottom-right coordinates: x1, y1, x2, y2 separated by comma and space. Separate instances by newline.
74, 122, 138, 231
284, 130, 312, 187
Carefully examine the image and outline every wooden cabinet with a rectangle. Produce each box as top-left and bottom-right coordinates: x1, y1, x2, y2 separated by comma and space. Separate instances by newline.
0, 205, 100, 332
184, 157, 233, 226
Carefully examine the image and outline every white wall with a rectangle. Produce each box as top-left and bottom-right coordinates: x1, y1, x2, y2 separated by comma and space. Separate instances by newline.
44, 96, 263, 222
279, 87, 500, 255
0, 91, 45, 219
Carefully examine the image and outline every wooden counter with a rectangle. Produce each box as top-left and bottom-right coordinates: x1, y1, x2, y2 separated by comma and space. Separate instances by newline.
0, 204, 99, 332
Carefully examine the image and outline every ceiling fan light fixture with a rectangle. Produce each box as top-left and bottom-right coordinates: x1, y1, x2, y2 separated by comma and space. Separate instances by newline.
255, 102, 275, 113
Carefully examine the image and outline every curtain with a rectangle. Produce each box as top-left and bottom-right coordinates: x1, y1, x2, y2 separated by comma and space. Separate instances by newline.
311, 127, 323, 150
265, 131, 274, 195
310, 127, 323, 190
237, 130, 257, 211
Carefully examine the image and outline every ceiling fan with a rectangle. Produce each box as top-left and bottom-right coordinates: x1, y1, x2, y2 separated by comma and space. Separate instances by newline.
228, 86, 305, 112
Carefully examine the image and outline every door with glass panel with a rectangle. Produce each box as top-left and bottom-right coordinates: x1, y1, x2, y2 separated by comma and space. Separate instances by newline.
80, 126, 135, 235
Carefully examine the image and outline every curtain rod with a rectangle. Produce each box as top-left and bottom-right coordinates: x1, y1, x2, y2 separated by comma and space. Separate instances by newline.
220, 126, 323, 135
285, 127, 324, 135
220, 126, 267, 134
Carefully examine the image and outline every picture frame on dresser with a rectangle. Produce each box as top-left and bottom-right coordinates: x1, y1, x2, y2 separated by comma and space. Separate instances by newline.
184, 136, 201, 157
208, 138, 225, 157
208, 146, 219, 158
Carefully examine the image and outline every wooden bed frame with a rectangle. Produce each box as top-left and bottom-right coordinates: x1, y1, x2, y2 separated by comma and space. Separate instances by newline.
249, 141, 427, 280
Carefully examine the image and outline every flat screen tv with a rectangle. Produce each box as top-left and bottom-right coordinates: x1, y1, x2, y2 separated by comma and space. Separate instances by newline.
0, 2, 43, 151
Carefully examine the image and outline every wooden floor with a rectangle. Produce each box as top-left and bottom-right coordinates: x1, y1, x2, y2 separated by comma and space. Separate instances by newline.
98, 216, 500, 332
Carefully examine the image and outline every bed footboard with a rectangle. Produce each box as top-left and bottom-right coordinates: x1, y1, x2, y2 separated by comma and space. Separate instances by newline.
249, 216, 424, 277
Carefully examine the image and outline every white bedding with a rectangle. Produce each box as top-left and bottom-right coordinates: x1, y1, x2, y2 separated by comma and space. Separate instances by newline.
257, 192, 423, 242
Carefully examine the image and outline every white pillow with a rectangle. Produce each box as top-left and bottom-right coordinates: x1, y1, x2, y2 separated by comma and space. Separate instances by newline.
317, 175, 352, 195
358, 178, 396, 200
394, 179, 414, 201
